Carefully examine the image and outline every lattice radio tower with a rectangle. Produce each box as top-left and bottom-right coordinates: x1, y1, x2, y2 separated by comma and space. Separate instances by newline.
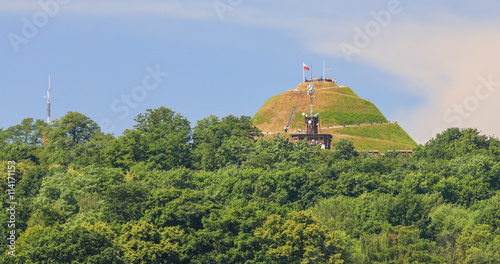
45, 75, 51, 124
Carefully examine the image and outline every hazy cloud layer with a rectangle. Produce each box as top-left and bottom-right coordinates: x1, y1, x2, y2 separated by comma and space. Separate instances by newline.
311, 15, 500, 143
0, 0, 213, 19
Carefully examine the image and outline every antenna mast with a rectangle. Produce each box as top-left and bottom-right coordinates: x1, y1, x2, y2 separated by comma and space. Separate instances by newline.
45, 75, 51, 124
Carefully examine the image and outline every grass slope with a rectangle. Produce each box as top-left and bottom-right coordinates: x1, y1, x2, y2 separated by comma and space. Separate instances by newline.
328, 123, 417, 152
253, 82, 417, 151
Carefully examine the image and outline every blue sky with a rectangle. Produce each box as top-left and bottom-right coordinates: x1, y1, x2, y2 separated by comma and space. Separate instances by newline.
2, 0, 500, 143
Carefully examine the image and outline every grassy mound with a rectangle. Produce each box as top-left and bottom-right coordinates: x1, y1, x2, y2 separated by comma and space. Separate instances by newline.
252, 81, 416, 151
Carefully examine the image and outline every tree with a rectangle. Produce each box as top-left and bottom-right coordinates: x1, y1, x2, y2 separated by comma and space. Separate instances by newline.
360, 225, 440, 263
254, 211, 347, 263
0, 118, 47, 162
40, 111, 106, 165
48, 111, 100, 145
4, 118, 46, 146
191, 115, 260, 171
0, 143, 38, 163
312, 193, 384, 238
332, 138, 358, 160
0, 128, 7, 148
435, 155, 497, 206
105, 107, 192, 170
142, 188, 219, 233
34, 166, 123, 215
17, 165, 49, 198
427, 203, 474, 262
13, 223, 121, 263
474, 193, 500, 232
185, 200, 270, 263
117, 221, 184, 264
414, 128, 497, 159
103, 129, 144, 170
243, 136, 322, 170
26, 203, 69, 228
455, 224, 500, 263
102, 181, 150, 223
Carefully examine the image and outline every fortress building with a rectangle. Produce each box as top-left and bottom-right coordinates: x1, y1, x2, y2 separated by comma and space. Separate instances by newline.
289, 81, 333, 149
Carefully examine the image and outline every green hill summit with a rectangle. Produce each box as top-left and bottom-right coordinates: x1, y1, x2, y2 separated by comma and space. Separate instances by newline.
252, 81, 417, 152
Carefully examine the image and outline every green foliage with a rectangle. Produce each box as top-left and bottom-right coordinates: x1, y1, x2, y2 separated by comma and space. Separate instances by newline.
104, 107, 192, 170
51, 111, 100, 144
0, 118, 45, 161
2, 109, 500, 263
455, 224, 500, 263
143, 188, 218, 231
0, 144, 39, 163
427, 203, 474, 261
102, 181, 150, 223
134, 107, 192, 170
254, 211, 347, 263
332, 138, 358, 160
4, 118, 46, 146
473, 193, 500, 232
0, 128, 7, 148
17, 165, 48, 198
360, 225, 440, 263
414, 127, 496, 160
244, 136, 321, 170
13, 223, 121, 263
186, 200, 269, 263
192, 115, 260, 171
34, 166, 123, 214
40, 111, 111, 166
117, 221, 184, 264
103, 129, 144, 170
312, 192, 438, 239
435, 155, 498, 206
146, 167, 202, 189
27, 203, 69, 228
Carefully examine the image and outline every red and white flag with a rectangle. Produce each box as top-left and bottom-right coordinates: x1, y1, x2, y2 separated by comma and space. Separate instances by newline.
303, 63, 309, 71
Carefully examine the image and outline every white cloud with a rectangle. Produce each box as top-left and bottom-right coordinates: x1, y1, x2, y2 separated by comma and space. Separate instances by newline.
313, 15, 500, 143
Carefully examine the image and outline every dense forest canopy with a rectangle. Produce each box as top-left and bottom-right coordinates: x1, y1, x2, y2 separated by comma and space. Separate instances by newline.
1, 107, 499, 263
